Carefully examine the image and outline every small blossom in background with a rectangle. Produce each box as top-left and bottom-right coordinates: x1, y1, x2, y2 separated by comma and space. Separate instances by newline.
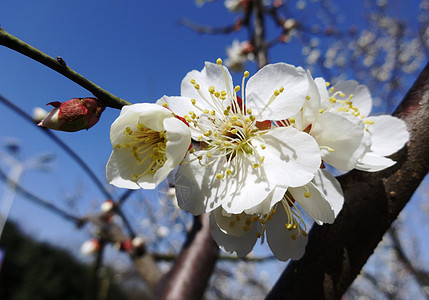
106, 103, 191, 190
38, 97, 105, 132
224, 40, 255, 72
161, 59, 321, 217
80, 238, 100, 255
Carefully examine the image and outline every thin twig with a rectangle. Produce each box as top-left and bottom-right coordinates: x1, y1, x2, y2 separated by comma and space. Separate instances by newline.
0, 27, 131, 109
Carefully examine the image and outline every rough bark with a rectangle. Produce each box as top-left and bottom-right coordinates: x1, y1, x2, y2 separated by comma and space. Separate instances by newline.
267, 62, 429, 300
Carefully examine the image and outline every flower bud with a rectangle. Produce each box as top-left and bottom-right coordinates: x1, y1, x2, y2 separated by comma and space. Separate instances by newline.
38, 97, 105, 132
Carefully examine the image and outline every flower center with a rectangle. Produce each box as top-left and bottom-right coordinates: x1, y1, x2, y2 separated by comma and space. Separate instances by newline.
115, 123, 167, 180
163, 58, 285, 180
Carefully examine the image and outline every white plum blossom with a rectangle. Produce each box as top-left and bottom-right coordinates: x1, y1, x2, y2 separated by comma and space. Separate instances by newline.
224, 40, 254, 72
81, 238, 100, 255
106, 103, 191, 190
322, 80, 409, 171
210, 169, 344, 261
275, 74, 370, 172
160, 59, 321, 216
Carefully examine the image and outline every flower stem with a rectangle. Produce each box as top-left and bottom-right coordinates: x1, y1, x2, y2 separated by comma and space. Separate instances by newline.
0, 27, 131, 109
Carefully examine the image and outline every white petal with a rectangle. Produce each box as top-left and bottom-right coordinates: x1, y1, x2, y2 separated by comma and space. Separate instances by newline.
356, 152, 396, 172
257, 127, 321, 188
246, 63, 308, 120
150, 117, 191, 187
312, 169, 344, 219
332, 81, 372, 117
315, 77, 329, 108
366, 115, 409, 156
156, 96, 195, 122
106, 151, 144, 189
213, 208, 249, 237
181, 62, 234, 107
210, 212, 258, 258
311, 112, 365, 171
289, 182, 335, 225
244, 186, 287, 215
297, 71, 322, 131
266, 208, 308, 261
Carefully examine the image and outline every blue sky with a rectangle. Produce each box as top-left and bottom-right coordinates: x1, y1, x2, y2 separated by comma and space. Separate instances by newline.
0, 0, 427, 278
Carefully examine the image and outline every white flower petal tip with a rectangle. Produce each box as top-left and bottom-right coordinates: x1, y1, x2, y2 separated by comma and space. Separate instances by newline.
106, 103, 191, 190
165, 59, 321, 215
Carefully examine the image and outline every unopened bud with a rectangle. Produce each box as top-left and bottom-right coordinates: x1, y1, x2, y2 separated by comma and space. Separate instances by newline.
100, 199, 115, 213
38, 97, 105, 132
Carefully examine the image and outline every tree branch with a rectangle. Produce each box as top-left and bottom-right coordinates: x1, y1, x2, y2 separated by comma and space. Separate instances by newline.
0, 27, 131, 109
155, 214, 219, 300
267, 61, 429, 300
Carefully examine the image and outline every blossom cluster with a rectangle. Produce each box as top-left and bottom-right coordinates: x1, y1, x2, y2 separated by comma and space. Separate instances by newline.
105, 59, 409, 261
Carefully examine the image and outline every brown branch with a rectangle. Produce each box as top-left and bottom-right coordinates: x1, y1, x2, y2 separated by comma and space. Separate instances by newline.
155, 214, 219, 300
253, 0, 268, 68
267, 61, 429, 300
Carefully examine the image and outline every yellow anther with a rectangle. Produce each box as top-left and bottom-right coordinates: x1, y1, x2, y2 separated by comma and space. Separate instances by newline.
190, 79, 196, 84
203, 109, 209, 114
224, 141, 230, 146
194, 84, 200, 90
198, 155, 203, 160
229, 221, 236, 227
328, 148, 335, 152
286, 223, 293, 230
250, 115, 256, 122
184, 116, 191, 122
189, 148, 195, 154
339, 92, 345, 97
214, 91, 220, 98
246, 108, 252, 115
304, 192, 311, 198
225, 122, 232, 130
216, 58, 223, 65
302, 231, 308, 237
208, 86, 215, 94
244, 71, 250, 78
329, 97, 337, 103
252, 163, 260, 168
319, 108, 325, 114
221, 90, 227, 96
245, 117, 251, 123
133, 174, 139, 180
325, 81, 330, 87
231, 128, 238, 134
189, 111, 196, 119
260, 144, 266, 149
213, 131, 218, 137
207, 152, 212, 158
234, 85, 240, 92
260, 156, 265, 163
162, 102, 168, 107
291, 234, 297, 240
364, 120, 375, 125
289, 117, 295, 124
256, 232, 262, 238
216, 173, 223, 179
306, 95, 311, 100
349, 94, 354, 99
220, 96, 226, 100
191, 98, 196, 105
279, 86, 284, 92
198, 135, 203, 140
274, 90, 280, 96
210, 110, 216, 116
329, 87, 335, 93
115, 144, 121, 149
226, 169, 232, 175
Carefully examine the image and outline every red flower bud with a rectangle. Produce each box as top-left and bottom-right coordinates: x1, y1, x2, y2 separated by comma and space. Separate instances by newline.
38, 97, 105, 132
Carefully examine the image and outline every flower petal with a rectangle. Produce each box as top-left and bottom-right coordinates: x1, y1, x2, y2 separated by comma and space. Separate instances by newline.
181, 62, 234, 108
312, 169, 344, 219
106, 151, 144, 189
210, 211, 259, 258
311, 112, 365, 171
366, 115, 409, 156
246, 63, 308, 120
266, 207, 308, 261
289, 182, 335, 225
356, 152, 396, 172
332, 81, 372, 117
256, 126, 321, 188
151, 117, 191, 187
